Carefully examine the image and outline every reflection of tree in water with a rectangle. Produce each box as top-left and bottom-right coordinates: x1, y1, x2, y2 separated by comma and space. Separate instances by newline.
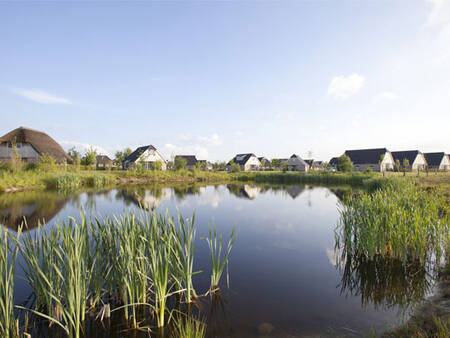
173, 185, 201, 202
0, 191, 68, 232
337, 251, 436, 310
329, 187, 354, 204
115, 186, 166, 211
205, 291, 234, 337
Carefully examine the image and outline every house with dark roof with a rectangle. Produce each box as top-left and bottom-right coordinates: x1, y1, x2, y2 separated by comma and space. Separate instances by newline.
0, 126, 70, 163
305, 159, 324, 170
258, 157, 271, 169
174, 155, 198, 170
123, 145, 167, 170
329, 157, 339, 168
227, 153, 261, 171
344, 148, 394, 172
287, 154, 309, 172
424, 152, 450, 171
197, 160, 213, 171
391, 151, 427, 171
96, 155, 114, 169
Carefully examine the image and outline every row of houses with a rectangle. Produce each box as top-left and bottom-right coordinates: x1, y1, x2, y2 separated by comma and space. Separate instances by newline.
329, 148, 450, 172
0, 127, 448, 172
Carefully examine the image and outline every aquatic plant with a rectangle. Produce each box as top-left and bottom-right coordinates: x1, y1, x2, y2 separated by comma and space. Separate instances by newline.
173, 314, 207, 338
0, 228, 20, 338
205, 225, 237, 289
336, 183, 449, 263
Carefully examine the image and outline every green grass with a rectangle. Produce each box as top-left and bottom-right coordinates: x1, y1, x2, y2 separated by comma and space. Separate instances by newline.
173, 314, 207, 338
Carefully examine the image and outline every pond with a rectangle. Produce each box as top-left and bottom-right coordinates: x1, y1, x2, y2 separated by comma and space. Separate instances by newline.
0, 183, 438, 337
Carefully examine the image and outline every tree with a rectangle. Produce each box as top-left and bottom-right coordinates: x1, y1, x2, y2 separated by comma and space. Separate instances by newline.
395, 159, 401, 172
271, 159, 281, 169
402, 158, 410, 177
153, 160, 162, 171
228, 160, 240, 173
337, 155, 353, 172
9, 137, 22, 172
379, 154, 385, 176
68, 147, 81, 169
174, 157, 187, 170
81, 147, 97, 166
114, 148, 132, 167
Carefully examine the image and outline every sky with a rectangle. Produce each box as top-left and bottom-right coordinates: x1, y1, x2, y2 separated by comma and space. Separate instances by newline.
1, 0, 449, 162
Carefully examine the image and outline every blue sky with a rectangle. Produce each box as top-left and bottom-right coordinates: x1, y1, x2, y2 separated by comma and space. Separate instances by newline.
1, 0, 449, 162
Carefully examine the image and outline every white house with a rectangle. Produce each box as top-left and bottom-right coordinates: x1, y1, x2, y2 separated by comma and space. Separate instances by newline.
123, 145, 167, 170
287, 154, 309, 172
391, 151, 427, 171
424, 152, 450, 171
227, 153, 262, 171
344, 148, 394, 172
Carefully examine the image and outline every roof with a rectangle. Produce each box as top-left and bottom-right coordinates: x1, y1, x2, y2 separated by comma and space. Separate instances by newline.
229, 153, 257, 165
391, 151, 421, 165
329, 157, 339, 166
344, 148, 389, 165
96, 155, 112, 164
289, 154, 308, 166
0, 126, 70, 163
424, 152, 447, 166
124, 145, 156, 163
258, 157, 270, 166
175, 155, 197, 166
305, 159, 314, 166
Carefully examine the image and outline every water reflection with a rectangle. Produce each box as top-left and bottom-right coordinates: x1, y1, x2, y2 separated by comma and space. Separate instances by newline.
116, 186, 167, 210
336, 251, 436, 311
226, 184, 261, 199
0, 191, 68, 231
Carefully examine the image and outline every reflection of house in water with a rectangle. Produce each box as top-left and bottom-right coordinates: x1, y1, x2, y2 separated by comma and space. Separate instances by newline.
285, 186, 306, 199
117, 188, 167, 211
0, 192, 68, 232
227, 184, 261, 200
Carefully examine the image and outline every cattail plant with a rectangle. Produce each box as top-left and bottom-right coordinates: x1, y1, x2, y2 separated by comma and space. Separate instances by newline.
205, 225, 237, 289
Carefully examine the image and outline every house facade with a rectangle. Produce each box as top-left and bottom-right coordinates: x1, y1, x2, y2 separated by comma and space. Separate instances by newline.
391, 151, 427, 171
123, 145, 167, 170
0, 126, 70, 163
287, 154, 309, 172
424, 152, 450, 171
227, 153, 262, 171
344, 148, 394, 172
96, 155, 113, 169
258, 157, 271, 169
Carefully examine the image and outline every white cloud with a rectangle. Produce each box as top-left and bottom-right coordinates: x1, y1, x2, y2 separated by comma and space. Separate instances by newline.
374, 91, 400, 102
162, 143, 209, 160
60, 141, 110, 156
12, 88, 71, 104
178, 133, 222, 147
327, 73, 365, 100
426, 0, 450, 26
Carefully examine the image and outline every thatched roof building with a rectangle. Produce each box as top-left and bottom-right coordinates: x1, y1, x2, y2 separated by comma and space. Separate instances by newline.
0, 127, 70, 163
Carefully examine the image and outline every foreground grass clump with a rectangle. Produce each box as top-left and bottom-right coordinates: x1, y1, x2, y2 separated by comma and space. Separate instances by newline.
337, 183, 449, 263
14, 210, 236, 336
0, 229, 20, 338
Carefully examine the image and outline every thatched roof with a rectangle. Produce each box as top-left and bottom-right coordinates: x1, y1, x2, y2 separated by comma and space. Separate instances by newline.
0, 127, 70, 163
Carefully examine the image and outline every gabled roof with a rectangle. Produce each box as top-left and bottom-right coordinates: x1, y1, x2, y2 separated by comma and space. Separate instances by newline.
229, 153, 257, 165
424, 152, 447, 166
344, 148, 389, 165
0, 126, 70, 163
175, 155, 197, 166
329, 157, 339, 166
96, 155, 112, 164
391, 151, 422, 165
288, 154, 308, 166
304, 159, 314, 166
124, 145, 157, 163
258, 157, 270, 166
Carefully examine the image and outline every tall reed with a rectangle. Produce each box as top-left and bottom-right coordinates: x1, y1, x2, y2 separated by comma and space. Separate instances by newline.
0, 228, 20, 338
205, 225, 237, 289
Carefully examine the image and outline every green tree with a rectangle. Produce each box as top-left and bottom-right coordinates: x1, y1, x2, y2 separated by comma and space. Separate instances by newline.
174, 157, 187, 170
395, 159, 401, 172
402, 158, 410, 176
228, 160, 241, 172
68, 147, 81, 169
337, 155, 353, 172
9, 137, 22, 172
81, 147, 97, 166
153, 160, 162, 171
114, 148, 132, 167
271, 159, 281, 169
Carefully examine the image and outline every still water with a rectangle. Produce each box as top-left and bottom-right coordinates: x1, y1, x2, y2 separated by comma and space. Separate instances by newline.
0, 184, 436, 337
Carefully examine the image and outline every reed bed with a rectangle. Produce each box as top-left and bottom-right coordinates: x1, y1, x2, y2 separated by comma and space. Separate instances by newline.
0, 228, 21, 338
336, 183, 449, 264
12, 209, 235, 336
